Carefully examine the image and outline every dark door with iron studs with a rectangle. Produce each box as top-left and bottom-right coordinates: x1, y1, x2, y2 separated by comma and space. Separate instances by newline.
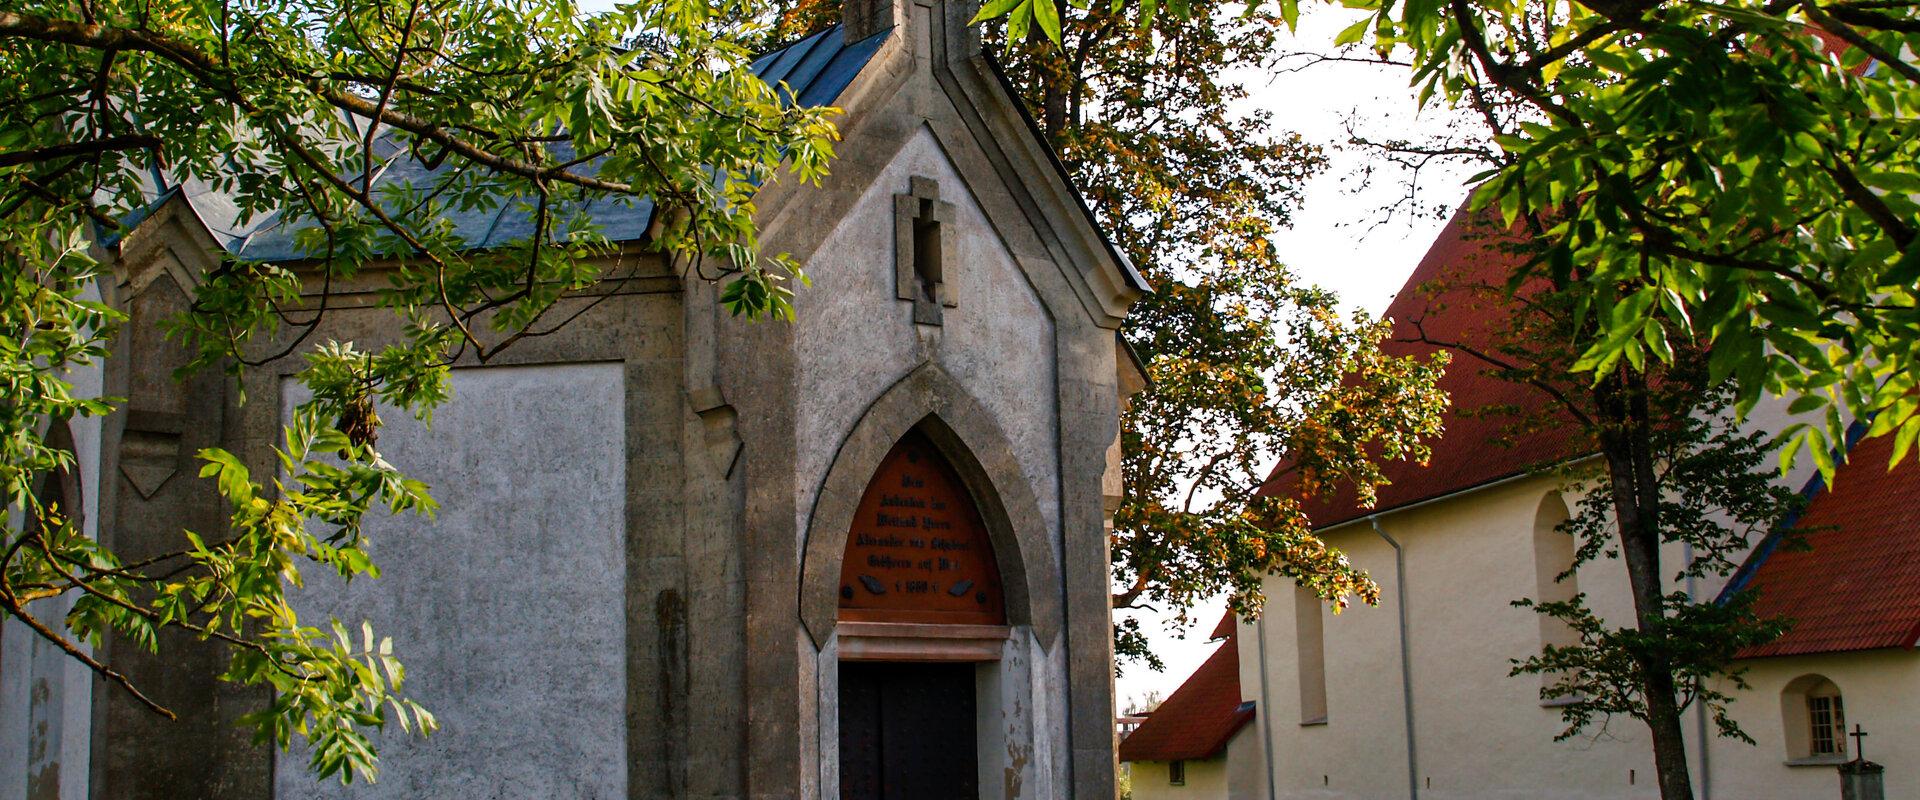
838, 661, 979, 799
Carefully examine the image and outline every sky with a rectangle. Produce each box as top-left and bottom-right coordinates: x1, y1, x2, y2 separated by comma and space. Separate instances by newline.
1111, 6, 1475, 711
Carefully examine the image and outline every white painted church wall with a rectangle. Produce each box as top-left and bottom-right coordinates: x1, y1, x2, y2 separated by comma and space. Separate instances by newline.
1253, 473, 1666, 800
1709, 649, 1920, 800
1245, 463, 1920, 800
1223, 721, 1268, 800
1130, 758, 1228, 800
275, 363, 627, 799
1126, 727, 1261, 800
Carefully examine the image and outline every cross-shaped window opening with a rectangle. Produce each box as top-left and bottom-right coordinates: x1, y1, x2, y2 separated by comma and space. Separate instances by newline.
913, 197, 944, 305
894, 176, 955, 325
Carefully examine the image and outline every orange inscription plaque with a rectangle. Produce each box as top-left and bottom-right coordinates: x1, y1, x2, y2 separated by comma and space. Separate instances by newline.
836, 431, 1005, 625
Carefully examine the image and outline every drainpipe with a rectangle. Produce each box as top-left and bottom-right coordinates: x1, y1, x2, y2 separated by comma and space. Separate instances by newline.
1371, 516, 1420, 800
1685, 543, 1712, 800
1256, 613, 1278, 800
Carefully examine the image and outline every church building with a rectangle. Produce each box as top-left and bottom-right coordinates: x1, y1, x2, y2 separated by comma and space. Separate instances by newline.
1211, 206, 1920, 800
1116, 614, 1261, 800
0, 0, 1147, 796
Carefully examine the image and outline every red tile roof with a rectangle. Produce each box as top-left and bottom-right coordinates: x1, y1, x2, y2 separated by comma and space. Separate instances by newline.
1805, 25, 1874, 75
1117, 627, 1254, 763
1739, 431, 1920, 658
1263, 203, 1585, 529
1267, 28, 1862, 530
1209, 611, 1236, 641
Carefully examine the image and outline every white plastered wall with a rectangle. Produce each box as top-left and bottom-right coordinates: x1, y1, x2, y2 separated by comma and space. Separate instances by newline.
1131, 758, 1229, 800
1706, 649, 1920, 800
1241, 463, 1920, 800
1128, 726, 1263, 800
1248, 474, 1667, 800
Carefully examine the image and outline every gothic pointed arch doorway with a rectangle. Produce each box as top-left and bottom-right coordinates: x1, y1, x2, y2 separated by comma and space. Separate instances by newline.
834, 428, 1005, 800
800, 364, 1064, 800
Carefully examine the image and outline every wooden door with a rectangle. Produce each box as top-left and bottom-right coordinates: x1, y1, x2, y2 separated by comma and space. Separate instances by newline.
838, 661, 978, 799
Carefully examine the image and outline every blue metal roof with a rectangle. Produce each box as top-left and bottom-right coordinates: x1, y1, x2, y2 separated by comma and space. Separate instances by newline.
127, 25, 889, 262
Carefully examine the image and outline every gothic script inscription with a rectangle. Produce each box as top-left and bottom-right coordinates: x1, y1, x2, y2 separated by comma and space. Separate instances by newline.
837, 431, 1006, 625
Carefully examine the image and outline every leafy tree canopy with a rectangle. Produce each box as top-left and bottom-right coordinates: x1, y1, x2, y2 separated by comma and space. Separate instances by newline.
1, 0, 834, 782
966, 0, 1917, 795
988, 0, 1920, 480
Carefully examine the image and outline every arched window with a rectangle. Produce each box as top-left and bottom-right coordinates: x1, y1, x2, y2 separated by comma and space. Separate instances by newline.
1530, 492, 1578, 699
1782, 675, 1847, 761
1295, 585, 1328, 724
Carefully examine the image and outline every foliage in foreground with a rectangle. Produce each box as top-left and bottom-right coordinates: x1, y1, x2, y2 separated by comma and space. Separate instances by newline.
966, 0, 1448, 662
977, 0, 1920, 794
1408, 230, 1804, 799
988, 0, 1920, 478
1, 0, 834, 782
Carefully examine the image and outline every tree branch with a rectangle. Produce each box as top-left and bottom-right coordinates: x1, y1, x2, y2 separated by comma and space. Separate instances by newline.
1801, 1, 1920, 84
0, 134, 160, 168
0, 590, 176, 719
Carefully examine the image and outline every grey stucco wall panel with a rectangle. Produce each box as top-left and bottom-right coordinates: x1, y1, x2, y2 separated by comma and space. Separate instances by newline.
93, 265, 269, 800
276, 363, 629, 800
201, 287, 689, 800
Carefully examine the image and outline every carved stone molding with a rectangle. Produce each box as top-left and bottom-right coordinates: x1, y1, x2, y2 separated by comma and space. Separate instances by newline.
689, 386, 742, 478
799, 361, 1060, 651
834, 621, 1011, 662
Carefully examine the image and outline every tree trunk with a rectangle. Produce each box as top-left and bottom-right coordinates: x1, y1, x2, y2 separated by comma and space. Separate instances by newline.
1040, 67, 1067, 144
1595, 369, 1696, 800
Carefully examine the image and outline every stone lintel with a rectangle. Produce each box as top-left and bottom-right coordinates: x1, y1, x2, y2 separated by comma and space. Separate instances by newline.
836, 622, 1012, 662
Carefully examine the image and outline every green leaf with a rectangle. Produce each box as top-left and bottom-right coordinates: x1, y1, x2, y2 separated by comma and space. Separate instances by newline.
1893, 416, 1920, 468
970, 0, 1025, 23
1033, 0, 1061, 43
1334, 16, 1370, 46
1640, 322, 1673, 364
1786, 394, 1827, 416
1810, 430, 1837, 478
1888, 240, 1920, 287
1861, 171, 1920, 195
1007, 0, 1033, 44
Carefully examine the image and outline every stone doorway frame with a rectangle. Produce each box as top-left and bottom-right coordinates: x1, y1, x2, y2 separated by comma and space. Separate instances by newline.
798, 361, 1060, 652
801, 362, 1061, 799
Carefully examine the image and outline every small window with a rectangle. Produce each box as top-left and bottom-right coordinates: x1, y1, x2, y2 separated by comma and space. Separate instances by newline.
1781, 674, 1847, 762
1808, 693, 1845, 756
892, 176, 955, 325
1531, 492, 1580, 699
1295, 586, 1328, 724
1168, 760, 1186, 786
